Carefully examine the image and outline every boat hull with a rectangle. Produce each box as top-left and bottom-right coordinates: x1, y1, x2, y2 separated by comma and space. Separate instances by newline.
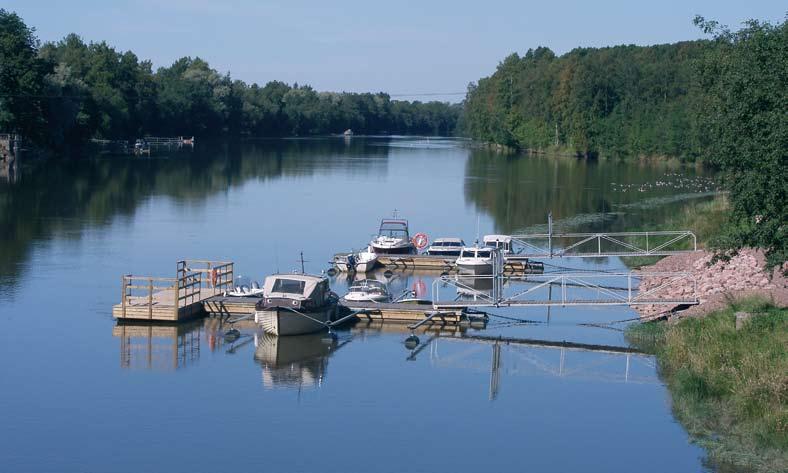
370, 243, 416, 255
457, 262, 494, 275
255, 306, 335, 336
342, 294, 390, 303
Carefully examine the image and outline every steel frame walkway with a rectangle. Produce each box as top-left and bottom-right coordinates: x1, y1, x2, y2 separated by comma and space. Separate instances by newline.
509, 230, 697, 258
432, 271, 698, 309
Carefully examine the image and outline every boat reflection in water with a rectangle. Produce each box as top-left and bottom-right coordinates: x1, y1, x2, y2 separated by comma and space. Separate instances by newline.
455, 274, 494, 302
253, 332, 347, 390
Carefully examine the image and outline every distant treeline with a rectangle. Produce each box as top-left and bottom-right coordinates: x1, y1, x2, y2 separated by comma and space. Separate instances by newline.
0, 10, 460, 151
463, 41, 711, 160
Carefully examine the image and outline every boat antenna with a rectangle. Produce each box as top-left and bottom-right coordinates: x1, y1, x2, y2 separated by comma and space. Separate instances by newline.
393, 208, 399, 219
299, 251, 306, 274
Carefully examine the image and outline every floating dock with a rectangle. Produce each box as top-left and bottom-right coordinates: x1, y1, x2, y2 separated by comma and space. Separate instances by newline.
374, 254, 544, 273
340, 301, 483, 325
113, 259, 478, 327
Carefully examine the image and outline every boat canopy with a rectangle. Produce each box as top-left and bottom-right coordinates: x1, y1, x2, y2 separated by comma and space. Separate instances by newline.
263, 274, 328, 301
483, 234, 512, 244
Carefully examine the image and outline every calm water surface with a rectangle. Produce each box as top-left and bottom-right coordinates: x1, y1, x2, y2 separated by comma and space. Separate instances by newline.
0, 137, 720, 472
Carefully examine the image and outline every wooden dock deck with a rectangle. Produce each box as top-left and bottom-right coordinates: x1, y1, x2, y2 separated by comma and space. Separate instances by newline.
112, 260, 234, 322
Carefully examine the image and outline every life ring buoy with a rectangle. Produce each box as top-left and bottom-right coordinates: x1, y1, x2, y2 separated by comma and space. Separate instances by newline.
210, 268, 218, 287
413, 232, 429, 250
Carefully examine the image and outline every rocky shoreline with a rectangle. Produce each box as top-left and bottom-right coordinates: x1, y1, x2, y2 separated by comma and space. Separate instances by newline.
635, 248, 788, 320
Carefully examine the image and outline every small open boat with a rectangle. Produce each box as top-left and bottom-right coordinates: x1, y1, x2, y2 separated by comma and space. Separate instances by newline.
342, 279, 391, 303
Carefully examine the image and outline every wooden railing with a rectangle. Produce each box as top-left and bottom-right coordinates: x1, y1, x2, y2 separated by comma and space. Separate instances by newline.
120, 275, 178, 319
177, 259, 233, 290
119, 259, 234, 320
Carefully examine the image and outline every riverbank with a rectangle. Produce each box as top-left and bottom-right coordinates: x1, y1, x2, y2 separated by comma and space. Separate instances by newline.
627, 299, 788, 472
635, 249, 788, 320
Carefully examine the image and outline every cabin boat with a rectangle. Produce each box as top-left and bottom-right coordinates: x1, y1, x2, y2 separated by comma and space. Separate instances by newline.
483, 235, 513, 255
254, 274, 338, 336
426, 237, 465, 257
369, 218, 417, 255
342, 279, 391, 303
456, 246, 498, 275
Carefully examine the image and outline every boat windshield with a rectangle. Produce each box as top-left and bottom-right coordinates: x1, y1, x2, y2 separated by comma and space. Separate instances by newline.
271, 278, 306, 295
434, 240, 462, 247
379, 222, 409, 239
476, 250, 492, 258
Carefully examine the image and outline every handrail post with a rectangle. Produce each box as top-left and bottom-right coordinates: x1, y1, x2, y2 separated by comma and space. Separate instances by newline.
173, 280, 179, 320
121, 275, 127, 318
148, 278, 153, 319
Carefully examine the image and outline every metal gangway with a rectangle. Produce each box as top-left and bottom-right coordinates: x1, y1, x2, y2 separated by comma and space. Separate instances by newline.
506, 214, 697, 259
431, 249, 698, 310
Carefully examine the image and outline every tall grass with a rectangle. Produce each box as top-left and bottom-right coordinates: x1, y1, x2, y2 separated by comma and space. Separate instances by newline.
627, 298, 787, 472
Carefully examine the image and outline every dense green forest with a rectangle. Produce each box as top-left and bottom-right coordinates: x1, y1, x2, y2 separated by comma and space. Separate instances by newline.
0, 9, 460, 151
464, 16, 786, 266
463, 41, 710, 159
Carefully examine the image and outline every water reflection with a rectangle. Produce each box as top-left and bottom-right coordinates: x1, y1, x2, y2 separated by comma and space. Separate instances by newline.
112, 318, 257, 370
463, 148, 718, 234
113, 322, 203, 371
253, 332, 348, 390
0, 138, 390, 295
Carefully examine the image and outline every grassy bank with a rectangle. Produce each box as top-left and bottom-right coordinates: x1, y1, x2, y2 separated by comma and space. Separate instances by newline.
623, 194, 728, 268
627, 298, 787, 472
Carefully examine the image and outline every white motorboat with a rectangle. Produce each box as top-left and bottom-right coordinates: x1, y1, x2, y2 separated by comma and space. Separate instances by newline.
342, 279, 392, 303
425, 237, 465, 257
333, 246, 379, 273
456, 246, 497, 275
354, 246, 379, 272
369, 217, 416, 255
254, 273, 338, 336
483, 234, 513, 255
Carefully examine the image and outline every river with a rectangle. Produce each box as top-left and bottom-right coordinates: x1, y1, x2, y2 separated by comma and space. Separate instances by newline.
0, 137, 721, 472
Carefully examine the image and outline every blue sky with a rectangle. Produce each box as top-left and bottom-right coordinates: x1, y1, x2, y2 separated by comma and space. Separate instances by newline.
7, 1, 785, 102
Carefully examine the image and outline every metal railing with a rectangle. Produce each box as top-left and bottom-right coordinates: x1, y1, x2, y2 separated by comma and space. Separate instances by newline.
432, 271, 698, 308
510, 230, 698, 258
